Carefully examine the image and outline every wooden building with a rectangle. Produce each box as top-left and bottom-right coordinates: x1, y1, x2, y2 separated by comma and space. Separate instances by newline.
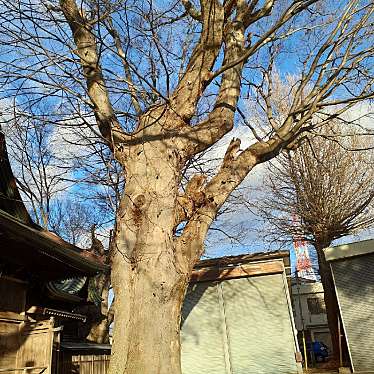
0, 132, 110, 374
324, 239, 374, 373
181, 251, 303, 374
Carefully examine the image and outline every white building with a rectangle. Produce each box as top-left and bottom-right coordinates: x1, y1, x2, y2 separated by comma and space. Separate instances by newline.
291, 280, 332, 353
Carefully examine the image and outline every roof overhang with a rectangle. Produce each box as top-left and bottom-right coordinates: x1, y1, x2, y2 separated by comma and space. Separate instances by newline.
60, 341, 111, 353
191, 250, 291, 283
0, 209, 109, 280
324, 239, 374, 262
191, 259, 285, 283
195, 250, 290, 269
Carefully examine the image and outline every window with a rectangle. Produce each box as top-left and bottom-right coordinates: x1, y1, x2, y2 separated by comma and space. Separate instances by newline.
307, 297, 326, 314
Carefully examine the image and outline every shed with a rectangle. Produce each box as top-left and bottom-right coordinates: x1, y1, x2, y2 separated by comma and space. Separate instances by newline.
181, 251, 302, 374
324, 239, 374, 374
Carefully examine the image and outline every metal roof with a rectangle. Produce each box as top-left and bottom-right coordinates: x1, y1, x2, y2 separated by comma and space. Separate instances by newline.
46, 277, 87, 303
324, 238, 374, 262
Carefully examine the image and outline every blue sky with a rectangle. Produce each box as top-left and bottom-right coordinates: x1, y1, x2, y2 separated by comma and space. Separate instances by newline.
0, 0, 373, 269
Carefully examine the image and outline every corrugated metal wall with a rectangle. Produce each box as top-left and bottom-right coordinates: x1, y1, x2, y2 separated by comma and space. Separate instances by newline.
181, 273, 299, 374
181, 283, 228, 373
332, 253, 374, 373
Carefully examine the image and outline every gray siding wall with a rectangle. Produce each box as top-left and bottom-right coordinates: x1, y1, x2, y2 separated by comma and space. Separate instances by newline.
332, 253, 374, 373
181, 273, 299, 374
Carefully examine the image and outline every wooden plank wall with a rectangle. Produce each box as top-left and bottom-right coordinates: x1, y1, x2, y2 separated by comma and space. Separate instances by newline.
0, 318, 53, 374
0, 277, 27, 314
0, 319, 20, 371
16, 320, 54, 374
61, 355, 110, 374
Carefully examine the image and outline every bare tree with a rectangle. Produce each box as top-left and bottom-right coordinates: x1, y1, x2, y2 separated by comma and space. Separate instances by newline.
254, 128, 374, 362
0, 0, 373, 372
48, 198, 102, 245
74, 140, 125, 223
2, 114, 71, 227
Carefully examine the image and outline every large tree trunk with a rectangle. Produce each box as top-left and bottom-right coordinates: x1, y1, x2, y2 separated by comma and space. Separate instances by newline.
316, 243, 341, 366
110, 257, 188, 374
105, 104, 257, 373
108, 128, 191, 374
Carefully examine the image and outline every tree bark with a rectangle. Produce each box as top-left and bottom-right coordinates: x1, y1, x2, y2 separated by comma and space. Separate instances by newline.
88, 317, 111, 344
108, 122, 191, 374
110, 257, 188, 374
86, 280, 112, 344
316, 243, 341, 366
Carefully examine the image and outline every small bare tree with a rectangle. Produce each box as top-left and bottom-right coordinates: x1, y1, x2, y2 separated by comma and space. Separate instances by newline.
48, 198, 101, 245
254, 129, 374, 362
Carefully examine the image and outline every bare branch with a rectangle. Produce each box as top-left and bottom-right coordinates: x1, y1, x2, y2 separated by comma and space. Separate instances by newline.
60, 0, 128, 145
181, 0, 202, 21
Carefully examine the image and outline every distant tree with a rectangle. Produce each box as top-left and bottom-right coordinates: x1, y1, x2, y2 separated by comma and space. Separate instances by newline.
3, 115, 70, 227
255, 129, 374, 362
48, 198, 101, 245
2, 107, 122, 243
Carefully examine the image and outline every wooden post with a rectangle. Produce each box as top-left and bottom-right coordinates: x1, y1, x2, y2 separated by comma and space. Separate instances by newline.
338, 314, 343, 368
302, 330, 308, 372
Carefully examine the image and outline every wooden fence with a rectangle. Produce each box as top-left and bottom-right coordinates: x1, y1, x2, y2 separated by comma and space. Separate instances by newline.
60, 355, 110, 374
